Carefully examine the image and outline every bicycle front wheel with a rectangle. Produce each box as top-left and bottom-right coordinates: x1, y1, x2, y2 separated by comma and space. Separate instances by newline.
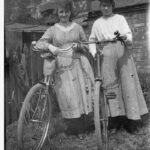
17, 83, 51, 150
94, 81, 109, 150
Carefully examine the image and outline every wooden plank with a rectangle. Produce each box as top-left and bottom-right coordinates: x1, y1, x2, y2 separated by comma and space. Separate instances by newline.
35, 33, 44, 81
10, 55, 20, 123
5, 67, 11, 126
37, 54, 44, 81
26, 43, 32, 88
31, 48, 38, 85
17, 85, 24, 116
9, 61, 15, 124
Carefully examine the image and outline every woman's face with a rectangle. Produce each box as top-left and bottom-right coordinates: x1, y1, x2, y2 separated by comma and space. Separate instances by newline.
100, 2, 113, 17
58, 7, 71, 23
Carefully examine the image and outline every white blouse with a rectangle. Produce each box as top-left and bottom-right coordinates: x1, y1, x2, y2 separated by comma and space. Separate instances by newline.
89, 14, 132, 56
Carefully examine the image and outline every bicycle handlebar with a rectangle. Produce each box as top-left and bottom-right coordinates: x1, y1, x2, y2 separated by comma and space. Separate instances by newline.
32, 39, 117, 51
32, 42, 76, 53
31, 30, 124, 57
32, 30, 124, 51
31, 42, 78, 59
79, 40, 116, 45
31, 40, 116, 59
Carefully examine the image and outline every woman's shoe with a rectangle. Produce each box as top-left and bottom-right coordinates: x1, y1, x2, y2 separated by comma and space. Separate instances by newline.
123, 119, 140, 134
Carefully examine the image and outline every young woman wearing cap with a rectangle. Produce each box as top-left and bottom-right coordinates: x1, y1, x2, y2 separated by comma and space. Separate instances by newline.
89, 0, 148, 133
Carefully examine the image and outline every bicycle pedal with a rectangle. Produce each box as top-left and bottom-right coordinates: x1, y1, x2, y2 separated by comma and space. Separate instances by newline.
95, 77, 103, 82
77, 134, 86, 140
108, 128, 117, 135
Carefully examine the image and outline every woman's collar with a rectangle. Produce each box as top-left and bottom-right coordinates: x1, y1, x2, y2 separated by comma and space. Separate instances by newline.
102, 13, 115, 19
55, 22, 76, 32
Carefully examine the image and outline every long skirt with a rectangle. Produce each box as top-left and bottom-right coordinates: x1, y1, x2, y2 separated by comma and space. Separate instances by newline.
101, 42, 148, 120
45, 51, 95, 119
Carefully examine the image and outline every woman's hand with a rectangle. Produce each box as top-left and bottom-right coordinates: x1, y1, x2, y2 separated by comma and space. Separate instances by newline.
48, 44, 59, 55
114, 31, 132, 46
72, 43, 89, 53
72, 43, 82, 52
114, 31, 127, 41
120, 34, 132, 46
32, 41, 37, 46
31, 41, 37, 49
31, 41, 42, 51
52, 49, 60, 55
119, 35, 127, 41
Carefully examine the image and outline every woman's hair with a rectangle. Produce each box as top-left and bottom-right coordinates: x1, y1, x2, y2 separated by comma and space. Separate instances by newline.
56, 0, 74, 21
99, 0, 115, 9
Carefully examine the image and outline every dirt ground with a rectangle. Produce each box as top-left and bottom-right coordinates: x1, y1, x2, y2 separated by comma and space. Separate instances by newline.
6, 73, 150, 150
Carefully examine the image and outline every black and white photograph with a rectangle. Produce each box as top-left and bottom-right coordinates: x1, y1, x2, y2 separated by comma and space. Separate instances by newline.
4, 0, 150, 150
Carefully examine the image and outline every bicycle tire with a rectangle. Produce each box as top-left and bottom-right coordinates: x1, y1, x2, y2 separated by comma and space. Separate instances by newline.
94, 81, 109, 150
17, 83, 51, 150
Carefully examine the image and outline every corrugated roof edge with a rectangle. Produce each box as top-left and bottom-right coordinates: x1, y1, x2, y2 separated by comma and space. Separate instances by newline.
5, 23, 48, 32
90, 0, 149, 13
115, 0, 150, 8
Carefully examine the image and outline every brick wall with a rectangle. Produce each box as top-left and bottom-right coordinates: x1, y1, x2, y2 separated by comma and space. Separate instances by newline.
123, 10, 150, 72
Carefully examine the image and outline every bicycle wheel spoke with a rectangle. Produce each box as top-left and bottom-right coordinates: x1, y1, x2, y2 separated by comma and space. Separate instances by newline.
31, 89, 43, 119
18, 84, 50, 150
40, 97, 48, 120
22, 112, 47, 149
30, 119, 43, 123
94, 81, 109, 150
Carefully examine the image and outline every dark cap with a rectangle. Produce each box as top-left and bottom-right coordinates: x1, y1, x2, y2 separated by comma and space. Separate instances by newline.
99, 0, 115, 8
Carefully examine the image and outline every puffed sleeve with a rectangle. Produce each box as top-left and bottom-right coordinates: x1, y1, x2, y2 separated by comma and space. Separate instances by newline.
89, 23, 97, 56
35, 26, 54, 50
119, 16, 133, 43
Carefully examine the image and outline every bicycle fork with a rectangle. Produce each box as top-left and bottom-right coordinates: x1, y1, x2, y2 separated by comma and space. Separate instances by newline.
95, 50, 109, 150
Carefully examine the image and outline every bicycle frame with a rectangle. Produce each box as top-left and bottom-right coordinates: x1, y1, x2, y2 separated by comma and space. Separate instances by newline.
95, 49, 103, 81
94, 45, 109, 150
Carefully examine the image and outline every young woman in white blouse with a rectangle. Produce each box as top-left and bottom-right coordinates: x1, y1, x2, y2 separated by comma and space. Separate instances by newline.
89, 0, 148, 133
35, 0, 95, 135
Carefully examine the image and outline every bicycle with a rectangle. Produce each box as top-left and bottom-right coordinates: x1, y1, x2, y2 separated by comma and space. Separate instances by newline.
17, 43, 77, 150
83, 40, 117, 150
17, 32, 122, 150
92, 30, 126, 150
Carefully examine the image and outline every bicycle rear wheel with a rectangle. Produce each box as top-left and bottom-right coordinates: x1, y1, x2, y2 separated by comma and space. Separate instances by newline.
94, 81, 109, 150
17, 83, 51, 150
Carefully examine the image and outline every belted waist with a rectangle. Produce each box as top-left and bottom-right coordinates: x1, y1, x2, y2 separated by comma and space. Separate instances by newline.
57, 51, 81, 59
